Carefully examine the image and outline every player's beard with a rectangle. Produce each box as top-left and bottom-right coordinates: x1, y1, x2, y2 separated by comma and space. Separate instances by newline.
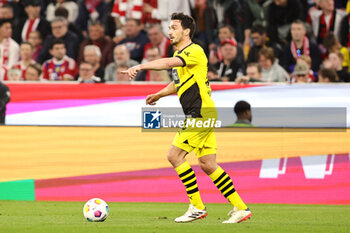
170, 37, 179, 46
170, 34, 183, 46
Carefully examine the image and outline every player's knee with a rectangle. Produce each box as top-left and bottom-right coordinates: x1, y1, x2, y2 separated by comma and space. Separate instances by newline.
199, 160, 217, 175
167, 150, 181, 166
167, 147, 187, 167
167, 152, 176, 165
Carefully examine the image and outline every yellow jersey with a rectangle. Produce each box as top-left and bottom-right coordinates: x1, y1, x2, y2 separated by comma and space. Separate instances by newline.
172, 43, 216, 118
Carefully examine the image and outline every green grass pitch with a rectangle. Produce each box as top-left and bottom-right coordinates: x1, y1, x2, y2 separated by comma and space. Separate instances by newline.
0, 201, 349, 233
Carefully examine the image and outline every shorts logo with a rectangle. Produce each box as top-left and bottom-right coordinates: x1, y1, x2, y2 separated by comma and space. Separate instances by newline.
143, 110, 162, 129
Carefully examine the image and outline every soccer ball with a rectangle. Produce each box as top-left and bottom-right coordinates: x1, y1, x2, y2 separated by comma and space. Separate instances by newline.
83, 198, 109, 222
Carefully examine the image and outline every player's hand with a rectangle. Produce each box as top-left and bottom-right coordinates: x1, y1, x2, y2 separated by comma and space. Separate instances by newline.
146, 94, 160, 105
121, 65, 141, 80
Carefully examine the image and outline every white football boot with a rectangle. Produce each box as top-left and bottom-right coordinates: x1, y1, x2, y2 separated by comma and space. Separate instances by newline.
222, 207, 252, 223
174, 204, 207, 223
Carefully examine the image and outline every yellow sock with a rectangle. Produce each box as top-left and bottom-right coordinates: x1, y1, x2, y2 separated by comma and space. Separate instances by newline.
175, 162, 205, 210
209, 166, 247, 210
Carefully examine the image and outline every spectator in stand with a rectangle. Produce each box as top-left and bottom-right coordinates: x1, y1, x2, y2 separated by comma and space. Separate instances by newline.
42, 38, 78, 81
28, 31, 43, 60
0, 3, 22, 44
307, 0, 321, 20
140, 0, 161, 27
247, 25, 282, 64
291, 61, 312, 83
142, 0, 192, 34
282, 20, 322, 73
143, 24, 170, 62
77, 61, 101, 83
135, 47, 171, 82
0, 1, 24, 18
210, 0, 244, 43
209, 24, 244, 66
297, 55, 316, 81
308, 0, 347, 44
76, 0, 108, 36
323, 32, 350, 71
115, 64, 131, 82
327, 51, 350, 82
318, 67, 338, 82
192, 0, 217, 50
242, 0, 271, 48
46, 0, 79, 23
0, 19, 19, 69
258, 47, 290, 82
268, 0, 305, 45
0, 3, 14, 19
141, 0, 161, 26
235, 63, 263, 83
215, 39, 246, 82
37, 17, 80, 64
54, 7, 84, 43
14, 0, 50, 44
118, 18, 150, 63
78, 20, 114, 68
7, 67, 22, 81
111, 0, 143, 39
104, 44, 139, 82
12, 42, 38, 79
83, 45, 104, 82
25, 63, 42, 81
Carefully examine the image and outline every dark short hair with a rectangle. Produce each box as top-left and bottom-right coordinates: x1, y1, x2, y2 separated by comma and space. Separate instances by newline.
1, 3, 13, 11
0, 19, 11, 27
292, 19, 306, 28
218, 24, 235, 34
247, 63, 262, 73
49, 38, 65, 50
323, 32, 338, 51
171, 12, 196, 39
27, 64, 42, 76
234, 100, 251, 116
21, 41, 33, 49
251, 24, 266, 35
126, 18, 141, 26
54, 7, 69, 19
318, 68, 338, 82
89, 20, 104, 27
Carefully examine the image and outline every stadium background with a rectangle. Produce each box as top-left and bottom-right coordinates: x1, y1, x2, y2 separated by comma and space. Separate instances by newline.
1, 83, 349, 205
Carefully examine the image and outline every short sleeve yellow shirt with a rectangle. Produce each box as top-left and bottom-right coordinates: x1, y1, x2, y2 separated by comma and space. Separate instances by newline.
172, 43, 216, 118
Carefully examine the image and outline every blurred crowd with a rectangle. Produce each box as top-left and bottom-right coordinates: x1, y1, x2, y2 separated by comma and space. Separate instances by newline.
0, 0, 349, 84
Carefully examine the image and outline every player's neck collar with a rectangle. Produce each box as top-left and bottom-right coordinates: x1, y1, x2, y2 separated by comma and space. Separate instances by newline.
177, 42, 193, 54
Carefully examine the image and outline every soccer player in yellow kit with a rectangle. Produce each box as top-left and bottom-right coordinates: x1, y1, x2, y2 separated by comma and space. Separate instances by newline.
123, 13, 252, 223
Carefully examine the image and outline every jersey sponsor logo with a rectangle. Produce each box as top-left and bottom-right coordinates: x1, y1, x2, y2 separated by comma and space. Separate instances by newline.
143, 110, 161, 129
184, 51, 190, 57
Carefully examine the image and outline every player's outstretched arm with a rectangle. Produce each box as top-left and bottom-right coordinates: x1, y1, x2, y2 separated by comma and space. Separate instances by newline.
122, 57, 184, 79
146, 81, 176, 105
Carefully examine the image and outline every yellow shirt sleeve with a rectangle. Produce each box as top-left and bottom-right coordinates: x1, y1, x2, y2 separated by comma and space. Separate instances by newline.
175, 44, 201, 67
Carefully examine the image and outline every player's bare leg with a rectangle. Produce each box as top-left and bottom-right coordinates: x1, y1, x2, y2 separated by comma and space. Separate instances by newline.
198, 154, 252, 223
168, 145, 207, 223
